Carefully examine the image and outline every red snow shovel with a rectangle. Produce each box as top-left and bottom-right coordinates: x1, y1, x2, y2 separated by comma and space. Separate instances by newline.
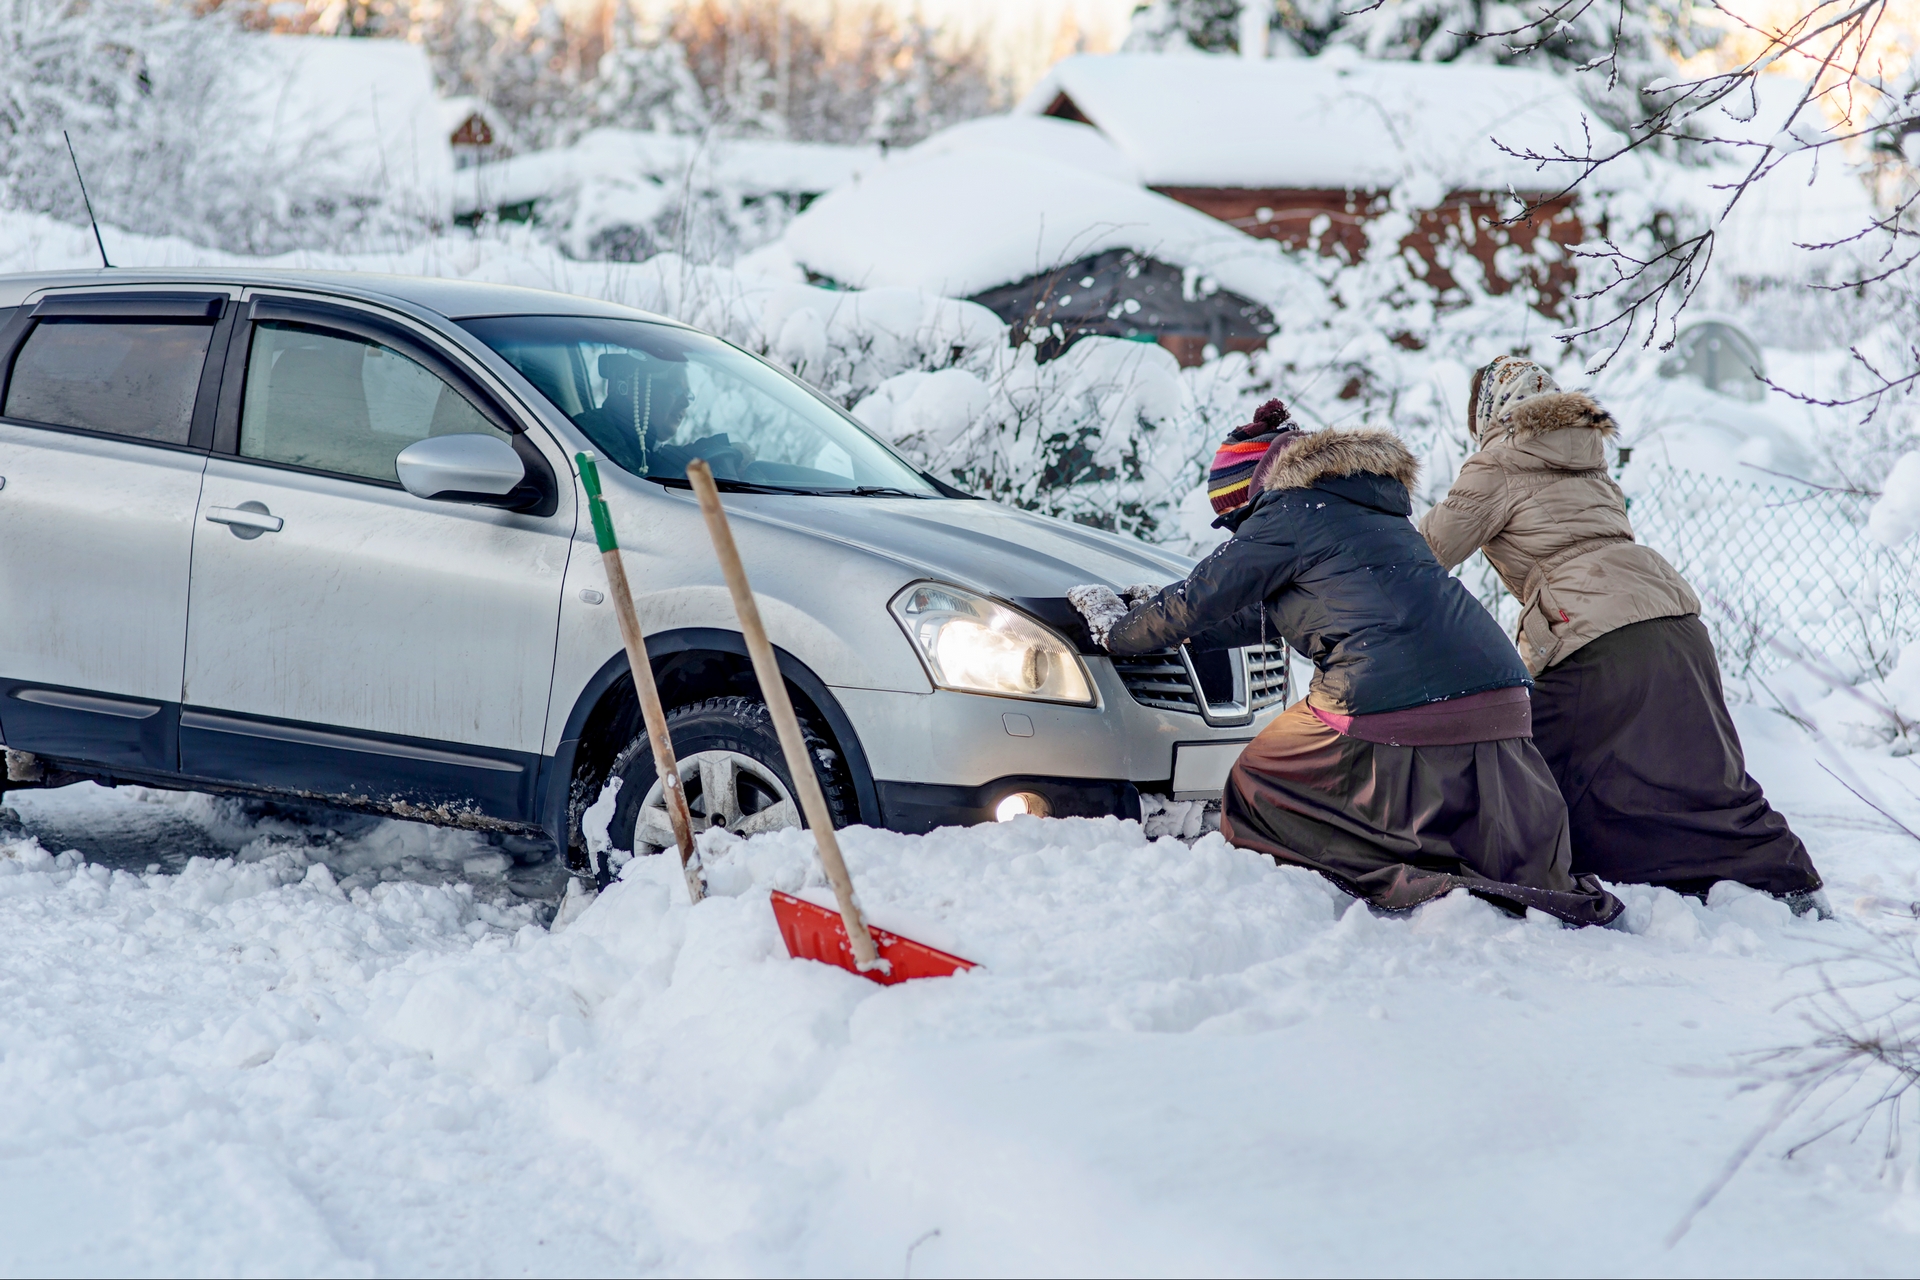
684, 459, 976, 985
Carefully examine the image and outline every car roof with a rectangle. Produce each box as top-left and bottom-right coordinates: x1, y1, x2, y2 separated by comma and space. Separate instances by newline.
0, 268, 681, 326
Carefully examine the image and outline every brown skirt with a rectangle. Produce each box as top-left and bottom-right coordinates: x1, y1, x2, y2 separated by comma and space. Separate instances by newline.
1531, 614, 1822, 897
1220, 702, 1623, 926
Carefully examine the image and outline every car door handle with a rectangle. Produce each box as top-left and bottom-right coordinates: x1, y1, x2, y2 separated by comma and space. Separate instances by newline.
206, 503, 283, 536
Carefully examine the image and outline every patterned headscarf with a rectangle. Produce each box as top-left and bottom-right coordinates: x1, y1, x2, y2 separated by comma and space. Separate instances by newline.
1471, 355, 1559, 444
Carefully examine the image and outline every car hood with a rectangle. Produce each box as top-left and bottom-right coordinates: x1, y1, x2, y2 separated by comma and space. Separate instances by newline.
723, 492, 1194, 645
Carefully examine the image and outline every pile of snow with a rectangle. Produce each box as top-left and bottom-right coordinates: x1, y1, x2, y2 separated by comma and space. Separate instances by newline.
904, 114, 1142, 185
456, 130, 875, 216
231, 34, 454, 224
787, 142, 1313, 305
1869, 451, 1920, 547
1017, 51, 1625, 194
783, 144, 1317, 303
454, 129, 879, 262
5, 706, 1920, 1272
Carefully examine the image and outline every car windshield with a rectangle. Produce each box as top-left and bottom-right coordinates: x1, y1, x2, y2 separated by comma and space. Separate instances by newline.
460, 314, 936, 496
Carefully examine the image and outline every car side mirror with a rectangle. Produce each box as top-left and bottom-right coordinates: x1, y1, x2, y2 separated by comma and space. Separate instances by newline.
396, 434, 526, 502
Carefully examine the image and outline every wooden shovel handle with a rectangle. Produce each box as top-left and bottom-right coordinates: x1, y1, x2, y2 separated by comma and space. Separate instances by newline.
577, 453, 703, 904
684, 460, 884, 972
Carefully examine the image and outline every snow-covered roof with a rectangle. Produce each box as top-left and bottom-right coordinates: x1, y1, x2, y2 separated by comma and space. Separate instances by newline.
781, 141, 1311, 303
234, 35, 454, 222
439, 95, 486, 134
1017, 52, 1620, 193
453, 130, 878, 217
904, 115, 1140, 186
439, 95, 514, 148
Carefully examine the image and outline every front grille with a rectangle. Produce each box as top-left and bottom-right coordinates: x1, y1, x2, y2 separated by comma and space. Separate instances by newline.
1111, 650, 1200, 714
1112, 643, 1291, 718
1247, 643, 1289, 710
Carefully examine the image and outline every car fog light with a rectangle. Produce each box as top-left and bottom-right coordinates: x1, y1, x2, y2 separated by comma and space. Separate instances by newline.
995, 791, 1051, 822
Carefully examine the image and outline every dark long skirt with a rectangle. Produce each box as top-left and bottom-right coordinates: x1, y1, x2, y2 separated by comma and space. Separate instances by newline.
1530, 614, 1821, 897
1219, 702, 1623, 926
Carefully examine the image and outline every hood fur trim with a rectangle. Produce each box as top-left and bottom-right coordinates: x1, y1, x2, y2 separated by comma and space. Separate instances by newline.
1260, 427, 1419, 493
1498, 391, 1618, 441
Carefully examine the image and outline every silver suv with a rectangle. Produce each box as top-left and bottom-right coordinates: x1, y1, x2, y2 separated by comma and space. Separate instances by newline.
0, 270, 1285, 875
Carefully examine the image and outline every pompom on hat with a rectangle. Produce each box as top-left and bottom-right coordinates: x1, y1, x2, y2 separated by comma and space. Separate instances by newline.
1470, 355, 1559, 443
1207, 399, 1302, 516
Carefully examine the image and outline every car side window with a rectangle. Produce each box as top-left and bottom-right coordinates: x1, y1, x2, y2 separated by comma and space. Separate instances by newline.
3, 319, 214, 445
239, 321, 510, 483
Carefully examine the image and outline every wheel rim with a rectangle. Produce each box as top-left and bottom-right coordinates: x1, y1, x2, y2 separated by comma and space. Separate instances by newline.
632, 749, 801, 852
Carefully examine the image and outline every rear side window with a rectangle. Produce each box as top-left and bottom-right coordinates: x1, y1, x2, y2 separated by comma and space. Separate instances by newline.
239, 321, 509, 483
3, 319, 214, 445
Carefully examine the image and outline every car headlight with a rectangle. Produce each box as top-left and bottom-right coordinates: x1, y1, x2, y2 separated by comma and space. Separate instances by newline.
890, 582, 1095, 705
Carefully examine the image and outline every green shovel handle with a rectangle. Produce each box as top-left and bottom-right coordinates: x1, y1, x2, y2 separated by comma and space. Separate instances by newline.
577, 452, 619, 554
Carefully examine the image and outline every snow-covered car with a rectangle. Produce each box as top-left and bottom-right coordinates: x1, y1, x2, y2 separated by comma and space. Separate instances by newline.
0, 269, 1286, 874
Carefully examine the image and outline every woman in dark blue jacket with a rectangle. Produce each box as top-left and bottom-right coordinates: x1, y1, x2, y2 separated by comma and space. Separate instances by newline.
1076, 408, 1621, 926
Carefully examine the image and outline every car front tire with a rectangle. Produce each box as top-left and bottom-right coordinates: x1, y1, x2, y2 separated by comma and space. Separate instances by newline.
602, 696, 856, 859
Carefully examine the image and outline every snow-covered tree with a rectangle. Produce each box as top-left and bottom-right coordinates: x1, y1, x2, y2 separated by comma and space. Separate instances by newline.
865, 18, 998, 147
1123, 0, 1246, 53
590, 12, 710, 135
0, 0, 408, 253
669, 0, 998, 146
1125, 0, 1717, 143
415, 0, 996, 149
420, 0, 598, 149
1327, 0, 1718, 138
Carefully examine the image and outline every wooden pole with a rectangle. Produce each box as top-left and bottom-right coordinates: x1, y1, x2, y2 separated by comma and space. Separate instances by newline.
684, 460, 884, 973
577, 453, 703, 904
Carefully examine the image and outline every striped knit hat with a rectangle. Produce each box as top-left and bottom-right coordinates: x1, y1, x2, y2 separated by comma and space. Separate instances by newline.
1207, 399, 1298, 515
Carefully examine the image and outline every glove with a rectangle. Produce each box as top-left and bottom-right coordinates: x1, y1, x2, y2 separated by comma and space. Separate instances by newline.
1120, 583, 1161, 607
1066, 584, 1129, 650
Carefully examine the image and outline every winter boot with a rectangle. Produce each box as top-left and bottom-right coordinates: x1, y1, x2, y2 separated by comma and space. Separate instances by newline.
1780, 889, 1834, 920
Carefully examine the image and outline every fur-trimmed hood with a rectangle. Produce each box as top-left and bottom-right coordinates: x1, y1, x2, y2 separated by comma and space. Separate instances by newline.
1260, 427, 1419, 493
1494, 391, 1618, 443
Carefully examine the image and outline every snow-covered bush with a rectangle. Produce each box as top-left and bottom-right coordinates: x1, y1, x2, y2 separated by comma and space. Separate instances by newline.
422, 0, 998, 152
857, 337, 1193, 538
0, 3, 440, 254
475, 131, 853, 266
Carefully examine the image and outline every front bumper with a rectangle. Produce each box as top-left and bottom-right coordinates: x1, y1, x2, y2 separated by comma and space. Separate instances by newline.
877, 776, 1140, 833
830, 655, 1278, 825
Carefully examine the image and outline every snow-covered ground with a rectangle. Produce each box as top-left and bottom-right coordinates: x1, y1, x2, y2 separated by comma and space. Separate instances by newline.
3, 705, 1919, 1276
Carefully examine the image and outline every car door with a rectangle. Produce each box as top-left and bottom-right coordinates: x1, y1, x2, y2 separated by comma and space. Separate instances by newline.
0, 291, 232, 771
179, 294, 575, 824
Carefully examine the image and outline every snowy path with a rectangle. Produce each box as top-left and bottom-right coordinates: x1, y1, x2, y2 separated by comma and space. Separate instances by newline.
4, 709, 1920, 1276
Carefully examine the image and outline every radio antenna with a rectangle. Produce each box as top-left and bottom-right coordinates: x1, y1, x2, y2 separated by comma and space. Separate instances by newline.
62, 131, 111, 269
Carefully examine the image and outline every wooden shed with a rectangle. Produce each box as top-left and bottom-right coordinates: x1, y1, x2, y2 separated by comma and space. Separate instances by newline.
1021, 53, 1608, 315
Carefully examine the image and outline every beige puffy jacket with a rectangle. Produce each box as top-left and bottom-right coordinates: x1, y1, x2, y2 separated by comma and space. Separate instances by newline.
1419, 391, 1699, 675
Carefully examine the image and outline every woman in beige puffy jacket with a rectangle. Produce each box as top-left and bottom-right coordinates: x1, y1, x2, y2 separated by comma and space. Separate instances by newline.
1420, 356, 1824, 907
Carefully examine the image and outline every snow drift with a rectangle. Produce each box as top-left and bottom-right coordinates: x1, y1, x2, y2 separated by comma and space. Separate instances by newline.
4, 710, 1920, 1274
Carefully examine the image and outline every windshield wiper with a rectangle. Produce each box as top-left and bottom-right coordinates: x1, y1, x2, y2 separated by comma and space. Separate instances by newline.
839, 486, 931, 498
645, 475, 797, 496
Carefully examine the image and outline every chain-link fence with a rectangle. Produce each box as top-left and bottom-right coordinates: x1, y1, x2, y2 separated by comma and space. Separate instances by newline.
1627, 466, 1920, 696
1455, 465, 1920, 701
